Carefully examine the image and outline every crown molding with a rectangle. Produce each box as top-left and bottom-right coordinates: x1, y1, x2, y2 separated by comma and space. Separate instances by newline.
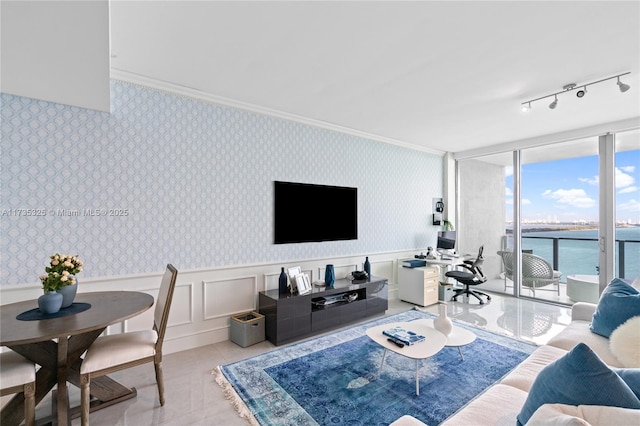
454, 117, 640, 160
110, 69, 444, 156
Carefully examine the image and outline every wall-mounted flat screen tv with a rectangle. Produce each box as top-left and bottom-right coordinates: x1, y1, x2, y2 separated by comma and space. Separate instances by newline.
274, 181, 358, 244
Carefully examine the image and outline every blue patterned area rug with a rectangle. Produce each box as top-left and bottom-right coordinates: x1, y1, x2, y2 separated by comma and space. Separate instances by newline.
214, 309, 537, 426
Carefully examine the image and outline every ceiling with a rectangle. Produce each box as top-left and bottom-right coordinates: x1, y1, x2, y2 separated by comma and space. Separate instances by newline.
109, 1, 640, 155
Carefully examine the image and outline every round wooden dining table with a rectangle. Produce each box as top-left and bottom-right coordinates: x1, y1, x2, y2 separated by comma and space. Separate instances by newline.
1, 291, 154, 426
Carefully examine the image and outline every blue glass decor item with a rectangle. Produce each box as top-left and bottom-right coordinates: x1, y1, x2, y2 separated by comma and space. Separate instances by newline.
279, 267, 288, 295
325, 265, 335, 288
364, 257, 371, 278
38, 291, 63, 314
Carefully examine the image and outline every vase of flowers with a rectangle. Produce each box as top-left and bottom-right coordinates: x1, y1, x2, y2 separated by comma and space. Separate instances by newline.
39, 254, 83, 309
38, 291, 63, 314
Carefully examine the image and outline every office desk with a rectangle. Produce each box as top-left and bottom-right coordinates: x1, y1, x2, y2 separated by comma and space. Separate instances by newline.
1, 291, 154, 426
423, 257, 466, 268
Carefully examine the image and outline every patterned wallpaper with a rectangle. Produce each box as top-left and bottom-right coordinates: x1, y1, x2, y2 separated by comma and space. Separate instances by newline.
1, 81, 442, 285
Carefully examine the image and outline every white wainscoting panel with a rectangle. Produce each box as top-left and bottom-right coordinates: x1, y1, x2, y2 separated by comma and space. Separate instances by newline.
0, 250, 419, 355
203, 275, 258, 320
170, 282, 194, 326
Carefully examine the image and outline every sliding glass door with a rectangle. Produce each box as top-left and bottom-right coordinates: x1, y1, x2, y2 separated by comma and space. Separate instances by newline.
519, 138, 599, 304
455, 128, 637, 305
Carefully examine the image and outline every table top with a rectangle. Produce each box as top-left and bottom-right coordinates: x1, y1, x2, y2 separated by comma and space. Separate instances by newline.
366, 321, 447, 360
0, 291, 154, 346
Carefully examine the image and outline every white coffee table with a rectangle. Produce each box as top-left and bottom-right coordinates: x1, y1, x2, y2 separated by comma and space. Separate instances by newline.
413, 318, 477, 360
365, 321, 447, 395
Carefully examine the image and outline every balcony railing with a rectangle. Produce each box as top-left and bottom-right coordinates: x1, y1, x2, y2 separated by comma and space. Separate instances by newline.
520, 235, 640, 279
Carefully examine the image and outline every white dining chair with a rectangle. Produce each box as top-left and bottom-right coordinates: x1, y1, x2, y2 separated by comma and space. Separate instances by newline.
79, 264, 178, 425
0, 350, 36, 426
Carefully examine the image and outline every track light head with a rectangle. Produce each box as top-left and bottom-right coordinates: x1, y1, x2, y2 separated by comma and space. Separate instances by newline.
521, 102, 531, 112
617, 77, 631, 93
576, 86, 587, 98
549, 96, 558, 109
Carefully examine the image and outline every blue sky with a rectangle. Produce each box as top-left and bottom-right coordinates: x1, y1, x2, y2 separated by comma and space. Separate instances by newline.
505, 149, 640, 224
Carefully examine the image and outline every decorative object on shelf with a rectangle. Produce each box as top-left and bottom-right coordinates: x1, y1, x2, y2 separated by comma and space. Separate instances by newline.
39, 253, 83, 308
434, 302, 453, 336
287, 266, 302, 293
295, 273, 312, 295
443, 220, 454, 231
278, 267, 288, 295
37, 291, 63, 314
364, 257, 371, 277
325, 264, 335, 288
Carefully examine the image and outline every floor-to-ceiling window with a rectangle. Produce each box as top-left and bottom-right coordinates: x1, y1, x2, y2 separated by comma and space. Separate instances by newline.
519, 138, 600, 304
455, 128, 638, 306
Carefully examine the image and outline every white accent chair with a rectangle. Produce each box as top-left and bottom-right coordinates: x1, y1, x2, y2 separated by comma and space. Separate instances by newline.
79, 264, 178, 425
498, 251, 562, 296
0, 350, 36, 426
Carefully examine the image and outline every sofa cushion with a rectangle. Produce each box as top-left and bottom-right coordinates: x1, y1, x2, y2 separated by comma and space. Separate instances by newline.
516, 343, 640, 426
441, 384, 528, 426
590, 278, 640, 338
500, 345, 567, 392
546, 320, 622, 367
610, 316, 640, 368
528, 403, 640, 425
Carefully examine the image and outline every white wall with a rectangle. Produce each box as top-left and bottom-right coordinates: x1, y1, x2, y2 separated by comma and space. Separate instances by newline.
458, 158, 506, 280
0, 0, 110, 112
1, 80, 444, 352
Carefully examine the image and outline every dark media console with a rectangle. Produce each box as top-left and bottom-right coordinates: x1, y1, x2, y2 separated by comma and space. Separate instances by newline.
258, 276, 388, 346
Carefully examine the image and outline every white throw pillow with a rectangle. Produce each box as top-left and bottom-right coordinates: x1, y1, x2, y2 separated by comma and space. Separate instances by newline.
610, 316, 640, 368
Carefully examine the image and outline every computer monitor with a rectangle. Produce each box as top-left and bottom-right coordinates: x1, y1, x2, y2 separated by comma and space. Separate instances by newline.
437, 231, 456, 252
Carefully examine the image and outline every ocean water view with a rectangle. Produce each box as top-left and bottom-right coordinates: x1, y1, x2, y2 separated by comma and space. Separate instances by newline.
505, 226, 640, 280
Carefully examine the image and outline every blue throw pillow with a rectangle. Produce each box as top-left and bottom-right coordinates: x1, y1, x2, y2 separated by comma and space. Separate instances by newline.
614, 368, 640, 399
590, 278, 640, 337
517, 343, 640, 426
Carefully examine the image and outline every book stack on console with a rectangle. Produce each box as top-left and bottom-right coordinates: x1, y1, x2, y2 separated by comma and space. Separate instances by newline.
402, 259, 427, 268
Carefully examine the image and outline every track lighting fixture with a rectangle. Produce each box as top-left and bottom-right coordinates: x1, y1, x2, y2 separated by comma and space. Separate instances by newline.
618, 76, 631, 93
521, 72, 631, 112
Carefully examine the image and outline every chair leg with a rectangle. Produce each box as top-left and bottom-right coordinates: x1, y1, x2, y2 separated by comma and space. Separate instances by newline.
154, 360, 165, 406
80, 373, 90, 426
24, 382, 35, 426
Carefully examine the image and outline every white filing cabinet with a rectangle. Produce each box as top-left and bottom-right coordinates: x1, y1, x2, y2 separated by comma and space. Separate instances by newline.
398, 266, 439, 307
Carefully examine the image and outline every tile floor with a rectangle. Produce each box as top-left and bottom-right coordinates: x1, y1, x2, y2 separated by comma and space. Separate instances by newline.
17, 292, 572, 425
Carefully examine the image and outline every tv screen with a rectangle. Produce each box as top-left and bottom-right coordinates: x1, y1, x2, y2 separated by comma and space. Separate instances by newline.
437, 231, 456, 251
274, 181, 358, 244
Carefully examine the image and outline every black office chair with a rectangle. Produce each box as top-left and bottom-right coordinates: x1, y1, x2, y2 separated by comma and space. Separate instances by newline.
445, 246, 491, 304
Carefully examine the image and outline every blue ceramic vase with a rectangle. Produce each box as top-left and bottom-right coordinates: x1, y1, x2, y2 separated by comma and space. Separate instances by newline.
325, 264, 335, 288
364, 257, 371, 277
38, 291, 63, 314
57, 280, 77, 308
